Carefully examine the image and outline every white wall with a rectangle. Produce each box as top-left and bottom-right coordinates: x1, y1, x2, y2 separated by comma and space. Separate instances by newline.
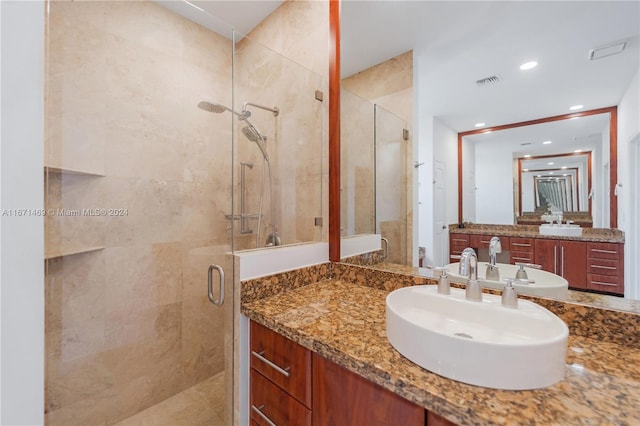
0, 1, 45, 424
474, 139, 514, 224
617, 69, 640, 299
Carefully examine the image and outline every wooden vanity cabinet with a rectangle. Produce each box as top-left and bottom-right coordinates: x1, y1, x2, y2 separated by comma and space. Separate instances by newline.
312, 353, 424, 426
469, 234, 510, 249
250, 320, 454, 426
534, 239, 587, 290
586, 242, 624, 294
449, 234, 470, 262
250, 321, 311, 426
509, 237, 535, 264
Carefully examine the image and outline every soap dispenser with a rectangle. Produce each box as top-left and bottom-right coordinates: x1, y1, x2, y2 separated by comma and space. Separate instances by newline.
501, 279, 518, 308
437, 269, 450, 295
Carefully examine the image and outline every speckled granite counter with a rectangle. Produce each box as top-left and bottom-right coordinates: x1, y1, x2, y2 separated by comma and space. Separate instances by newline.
241, 264, 640, 425
449, 223, 625, 243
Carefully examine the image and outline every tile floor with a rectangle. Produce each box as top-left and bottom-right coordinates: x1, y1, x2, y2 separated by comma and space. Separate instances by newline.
114, 373, 227, 426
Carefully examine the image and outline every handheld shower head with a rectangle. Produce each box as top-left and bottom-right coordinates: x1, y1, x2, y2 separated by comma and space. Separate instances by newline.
241, 120, 269, 162
198, 100, 251, 120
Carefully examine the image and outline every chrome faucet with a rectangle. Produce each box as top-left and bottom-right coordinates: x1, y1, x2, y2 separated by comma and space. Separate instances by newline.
459, 248, 482, 301
486, 237, 502, 281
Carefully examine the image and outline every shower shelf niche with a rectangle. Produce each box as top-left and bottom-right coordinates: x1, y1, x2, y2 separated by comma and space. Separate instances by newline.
45, 166, 105, 177
45, 246, 105, 260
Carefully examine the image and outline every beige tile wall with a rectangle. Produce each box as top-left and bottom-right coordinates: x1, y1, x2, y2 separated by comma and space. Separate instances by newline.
45, 1, 234, 424
341, 51, 414, 264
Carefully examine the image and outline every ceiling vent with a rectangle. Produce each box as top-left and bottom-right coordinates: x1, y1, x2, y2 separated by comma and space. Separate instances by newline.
476, 75, 500, 86
589, 40, 627, 60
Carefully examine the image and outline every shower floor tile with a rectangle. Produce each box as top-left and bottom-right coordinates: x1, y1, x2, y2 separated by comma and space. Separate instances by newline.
114, 372, 226, 426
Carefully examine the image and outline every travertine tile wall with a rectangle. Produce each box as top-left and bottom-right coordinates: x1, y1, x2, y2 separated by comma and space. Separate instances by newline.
232, 0, 329, 250
340, 89, 375, 236
342, 51, 414, 265
45, 1, 234, 424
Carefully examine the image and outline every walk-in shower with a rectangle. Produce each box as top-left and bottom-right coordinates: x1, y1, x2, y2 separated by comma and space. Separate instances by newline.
199, 100, 282, 247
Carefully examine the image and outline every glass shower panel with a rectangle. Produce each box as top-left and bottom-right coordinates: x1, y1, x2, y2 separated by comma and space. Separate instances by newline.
340, 88, 375, 237
232, 32, 325, 250
375, 105, 409, 265
44, 1, 235, 425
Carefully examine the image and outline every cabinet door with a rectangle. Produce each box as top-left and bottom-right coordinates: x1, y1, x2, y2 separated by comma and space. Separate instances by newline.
312, 353, 424, 426
534, 239, 558, 274
560, 241, 587, 290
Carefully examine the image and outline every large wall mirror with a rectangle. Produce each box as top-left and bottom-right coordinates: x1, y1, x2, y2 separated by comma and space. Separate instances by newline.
332, 1, 640, 307
458, 108, 617, 229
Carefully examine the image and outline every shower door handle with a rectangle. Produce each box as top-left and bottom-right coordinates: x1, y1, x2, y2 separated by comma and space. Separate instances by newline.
381, 237, 389, 260
208, 264, 225, 306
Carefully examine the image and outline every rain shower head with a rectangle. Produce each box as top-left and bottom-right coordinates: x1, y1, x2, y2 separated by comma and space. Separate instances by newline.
198, 100, 251, 120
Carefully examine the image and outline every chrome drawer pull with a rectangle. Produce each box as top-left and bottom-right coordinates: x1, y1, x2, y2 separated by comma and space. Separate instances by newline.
591, 280, 617, 287
512, 257, 531, 262
512, 243, 531, 247
452, 238, 467, 243
252, 351, 291, 377
592, 265, 616, 270
252, 405, 277, 426
592, 248, 617, 254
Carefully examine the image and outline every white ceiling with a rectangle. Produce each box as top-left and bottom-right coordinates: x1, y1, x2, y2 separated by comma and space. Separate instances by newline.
162, 1, 638, 137
341, 1, 640, 132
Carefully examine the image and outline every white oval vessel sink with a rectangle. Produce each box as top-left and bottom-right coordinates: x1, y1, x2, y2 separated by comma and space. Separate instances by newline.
444, 262, 569, 299
386, 285, 568, 390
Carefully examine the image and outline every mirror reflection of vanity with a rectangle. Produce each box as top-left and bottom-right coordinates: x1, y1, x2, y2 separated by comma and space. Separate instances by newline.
334, 1, 639, 305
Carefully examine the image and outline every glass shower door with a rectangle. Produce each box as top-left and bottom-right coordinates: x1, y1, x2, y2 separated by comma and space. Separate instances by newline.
44, 1, 235, 425
375, 105, 409, 265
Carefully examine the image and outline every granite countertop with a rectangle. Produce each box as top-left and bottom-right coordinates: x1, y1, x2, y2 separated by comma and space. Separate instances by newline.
242, 278, 640, 425
448, 223, 625, 243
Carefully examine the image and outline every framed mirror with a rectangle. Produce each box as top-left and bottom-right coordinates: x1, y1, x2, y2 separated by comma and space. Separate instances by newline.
458, 108, 616, 228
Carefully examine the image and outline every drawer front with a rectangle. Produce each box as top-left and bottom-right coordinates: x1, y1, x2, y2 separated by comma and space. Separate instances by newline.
251, 370, 311, 426
510, 237, 535, 252
250, 321, 311, 407
587, 242, 622, 260
587, 258, 622, 277
470, 235, 509, 249
587, 273, 623, 295
450, 234, 470, 248
510, 250, 534, 264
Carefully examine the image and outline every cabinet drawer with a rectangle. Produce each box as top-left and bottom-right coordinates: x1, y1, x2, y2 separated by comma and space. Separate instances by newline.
470, 235, 509, 249
250, 321, 311, 408
450, 234, 470, 248
587, 242, 622, 260
587, 258, 622, 276
251, 369, 311, 426
510, 237, 535, 252
510, 251, 534, 264
587, 273, 624, 295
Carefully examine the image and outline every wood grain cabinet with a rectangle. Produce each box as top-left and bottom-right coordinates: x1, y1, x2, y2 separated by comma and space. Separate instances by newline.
586, 242, 624, 295
534, 239, 587, 290
449, 234, 470, 262
250, 320, 455, 425
509, 237, 535, 264
250, 321, 311, 426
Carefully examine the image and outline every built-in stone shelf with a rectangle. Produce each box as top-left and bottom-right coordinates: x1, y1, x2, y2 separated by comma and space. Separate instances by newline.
45, 166, 105, 177
44, 246, 105, 260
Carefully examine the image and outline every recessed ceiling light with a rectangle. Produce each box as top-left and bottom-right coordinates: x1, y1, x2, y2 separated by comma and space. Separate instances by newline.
524, 154, 532, 158
561, 166, 567, 170
543, 140, 552, 145
574, 149, 583, 153
475, 122, 485, 128
549, 172, 554, 175
548, 162, 554, 165
569, 105, 584, 111
536, 175, 542, 178
520, 61, 538, 70
523, 168, 529, 172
